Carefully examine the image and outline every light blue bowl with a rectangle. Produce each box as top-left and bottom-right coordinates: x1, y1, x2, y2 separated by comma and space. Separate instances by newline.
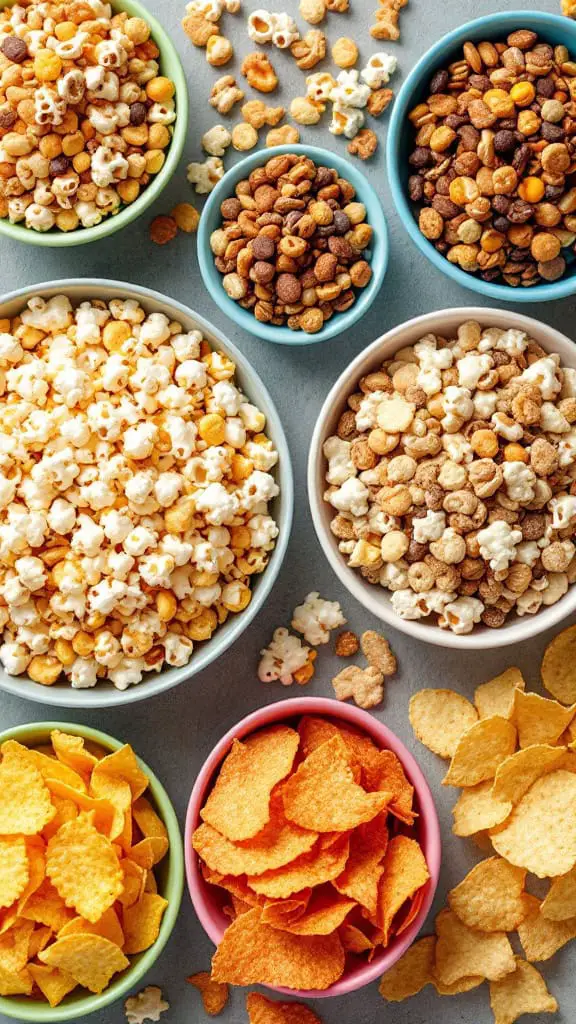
387, 10, 576, 303
198, 145, 389, 345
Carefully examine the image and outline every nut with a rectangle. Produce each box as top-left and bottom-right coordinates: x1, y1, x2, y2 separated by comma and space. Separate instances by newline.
347, 129, 379, 161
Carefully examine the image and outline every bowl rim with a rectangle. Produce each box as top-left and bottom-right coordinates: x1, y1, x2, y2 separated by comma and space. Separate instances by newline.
0, 0, 189, 248
184, 695, 442, 999
0, 720, 184, 1022
386, 9, 576, 303
197, 144, 389, 346
308, 305, 576, 650
0, 278, 294, 708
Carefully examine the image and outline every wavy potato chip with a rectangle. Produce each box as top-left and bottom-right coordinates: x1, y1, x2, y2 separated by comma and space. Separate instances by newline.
129, 837, 169, 870
0, 837, 29, 909
118, 858, 146, 908
518, 894, 576, 962
42, 796, 78, 842
541, 624, 576, 705
203, 728, 300, 842
211, 908, 345, 990
541, 866, 576, 921
339, 923, 375, 955
0, 920, 34, 973
443, 717, 517, 788
452, 781, 512, 837
492, 745, 566, 805
434, 908, 516, 986
90, 773, 132, 846
409, 690, 478, 759
334, 813, 388, 916
1, 741, 87, 793
27, 926, 52, 960
376, 836, 430, 943
0, 750, 55, 836
491, 770, 576, 878
489, 957, 557, 1024
46, 814, 124, 922
246, 992, 322, 1024
90, 745, 148, 801
282, 737, 390, 832
448, 856, 528, 932
361, 750, 415, 825
58, 907, 124, 948
44, 779, 115, 837
434, 973, 484, 996
20, 880, 74, 932
379, 935, 436, 1001
187, 971, 229, 1015
28, 964, 77, 1008
268, 889, 355, 936
123, 892, 168, 954
0, 963, 33, 996
248, 835, 350, 899
474, 668, 525, 720
132, 797, 168, 841
513, 690, 576, 748
39, 934, 129, 994
50, 730, 97, 778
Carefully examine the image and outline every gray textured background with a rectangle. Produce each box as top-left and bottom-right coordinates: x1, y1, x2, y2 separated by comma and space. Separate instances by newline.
1, 0, 576, 1021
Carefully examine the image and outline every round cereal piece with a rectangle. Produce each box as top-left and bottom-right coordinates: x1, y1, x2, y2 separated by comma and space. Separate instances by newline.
232, 123, 259, 151
290, 96, 323, 125
206, 35, 234, 66
266, 125, 300, 147
530, 232, 561, 263
150, 215, 178, 245
332, 37, 359, 68
381, 530, 409, 562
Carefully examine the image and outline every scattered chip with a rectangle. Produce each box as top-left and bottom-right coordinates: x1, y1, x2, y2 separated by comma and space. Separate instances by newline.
489, 957, 558, 1024
492, 745, 566, 805
452, 781, 512, 837
39, 934, 129, 994
518, 894, 576, 962
334, 813, 388, 916
513, 690, 576, 748
409, 689, 478, 759
378, 934, 436, 1001
210, 908, 345, 990
443, 717, 517, 788
246, 992, 323, 1024
46, 813, 124, 922
362, 750, 415, 825
27, 964, 77, 1008
491, 771, 576, 878
434, 908, 516, 986
193, 801, 317, 878
187, 971, 229, 1015
433, 973, 484, 996
202, 727, 300, 842
375, 837, 430, 942
541, 866, 576, 921
474, 668, 525, 720
248, 834, 350, 899
0, 837, 29, 909
123, 893, 168, 955
448, 856, 529, 932
0, 749, 55, 836
125, 986, 170, 1024
541, 624, 576, 705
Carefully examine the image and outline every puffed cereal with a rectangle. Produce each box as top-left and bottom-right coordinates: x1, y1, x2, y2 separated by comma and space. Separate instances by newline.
299, 0, 326, 24
332, 37, 359, 68
209, 76, 245, 114
290, 29, 327, 69
231, 123, 259, 151
206, 35, 234, 66
242, 100, 285, 129
266, 125, 300, 146
290, 97, 324, 125
202, 125, 233, 157
241, 52, 279, 92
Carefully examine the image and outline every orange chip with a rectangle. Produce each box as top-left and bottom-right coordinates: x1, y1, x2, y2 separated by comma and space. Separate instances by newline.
39, 934, 129, 994
46, 814, 124, 922
1, 740, 87, 793
44, 779, 115, 837
118, 858, 146, 908
0, 748, 55, 836
246, 992, 323, 1024
90, 772, 132, 846
489, 957, 558, 1024
91, 745, 149, 801
259, 892, 311, 930
518, 894, 576, 962
50, 730, 97, 778
0, 836, 29, 909
334, 813, 388, 916
514, 690, 576, 748
132, 797, 168, 840
58, 907, 125, 948
282, 736, 390, 833
434, 908, 516, 986
187, 971, 229, 1015
443, 717, 517, 788
0, 920, 34, 973
452, 781, 512, 837
27, 926, 52, 959
202, 727, 300, 842
0, 963, 33, 996
248, 834, 350, 900
362, 750, 415, 825
42, 796, 78, 842
297, 717, 342, 759
379, 934, 436, 1001
129, 837, 169, 870
266, 888, 356, 936
20, 880, 75, 932
395, 886, 426, 937
339, 923, 375, 955
211, 908, 345, 989
28, 964, 77, 1008
202, 865, 265, 909
123, 892, 168, 954
375, 836, 430, 944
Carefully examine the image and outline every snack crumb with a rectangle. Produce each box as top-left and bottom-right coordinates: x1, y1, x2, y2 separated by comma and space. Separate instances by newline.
150, 215, 178, 246
125, 987, 170, 1024
335, 630, 360, 657
332, 664, 385, 708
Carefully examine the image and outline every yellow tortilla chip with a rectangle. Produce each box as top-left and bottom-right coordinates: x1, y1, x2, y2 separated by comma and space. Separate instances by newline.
90, 772, 132, 845
44, 779, 115, 837
90, 744, 148, 801
46, 814, 124, 922
0, 749, 55, 836
42, 796, 78, 842
27, 926, 52, 959
202, 727, 300, 842
448, 857, 529, 932
513, 690, 575, 748
248, 835, 350, 900
379, 935, 436, 1001
187, 971, 229, 1015
518, 894, 576, 962
210, 908, 345, 990
489, 957, 558, 1024
452, 781, 512, 838
20, 880, 74, 932
118, 858, 146, 908
129, 837, 169, 870
434, 908, 516, 986
1, 740, 87, 793
123, 892, 168, 954
58, 907, 124, 947
375, 837, 430, 943
246, 992, 322, 1024
474, 668, 525, 720
541, 624, 576, 705
132, 797, 168, 840
541, 866, 576, 921
443, 717, 517, 788
39, 934, 129, 994
28, 963, 77, 1008
334, 813, 388, 916
0, 920, 34, 973
0, 962, 33, 996
282, 736, 390, 832
0, 836, 29, 909
491, 770, 576, 878
409, 689, 478, 759
492, 745, 566, 805
50, 730, 97, 778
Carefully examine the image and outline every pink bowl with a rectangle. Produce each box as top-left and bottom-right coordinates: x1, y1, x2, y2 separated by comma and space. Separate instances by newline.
185, 697, 441, 998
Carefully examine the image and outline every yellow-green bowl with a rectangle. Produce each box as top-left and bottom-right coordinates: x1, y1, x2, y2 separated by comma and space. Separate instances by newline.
0, 0, 188, 247
0, 722, 184, 1021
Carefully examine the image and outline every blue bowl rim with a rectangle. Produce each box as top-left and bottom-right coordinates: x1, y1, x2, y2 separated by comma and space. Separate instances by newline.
197, 144, 390, 346
386, 9, 576, 304
0, 278, 294, 709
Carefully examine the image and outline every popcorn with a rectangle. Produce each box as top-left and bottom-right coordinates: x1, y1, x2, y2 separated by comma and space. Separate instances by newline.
360, 52, 398, 89
201, 124, 232, 157
186, 156, 224, 194
477, 520, 523, 574
247, 9, 276, 42
323, 436, 356, 486
271, 12, 299, 47
258, 627, 311, 685
292, 592, 346, 646
520, 356, 561, 400
329, 477, 370, 517
331, 70, 371, 108
438, 596, 484, 635
306, 72, 336, 103
329, 102, 365, 138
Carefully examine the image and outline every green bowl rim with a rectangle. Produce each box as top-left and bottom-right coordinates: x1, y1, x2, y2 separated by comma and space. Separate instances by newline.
0, 721, 184, 1022
0, 0, 189, 247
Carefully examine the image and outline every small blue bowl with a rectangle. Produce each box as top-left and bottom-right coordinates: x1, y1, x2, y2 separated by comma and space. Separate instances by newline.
198, 145, 389, 345
387, 10, 576, 304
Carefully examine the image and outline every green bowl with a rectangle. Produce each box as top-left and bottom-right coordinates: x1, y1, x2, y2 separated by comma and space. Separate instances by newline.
0, 0, 188, 247
0, 722, 184, 1022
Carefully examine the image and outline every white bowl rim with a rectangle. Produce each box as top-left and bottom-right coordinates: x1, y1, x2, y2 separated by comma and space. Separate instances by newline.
0, 279, 294, 707
308, 306, 576, 651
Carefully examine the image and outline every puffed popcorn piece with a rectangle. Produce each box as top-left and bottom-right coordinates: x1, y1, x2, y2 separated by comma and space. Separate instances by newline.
329, 103, 365, 139
331, 70, 372, 109
477, 520, 523, 574
391, 588, 455, 620
186, 0, 225, 21
438, 596, 484, 635
360, 51, 398, 89
292, 591, 346, 646
187, 157, 225, 194
258, 627, 311, 685
306, 72, 336, 103
323, 436, 356, 486
202, 124, 232, 156
247, 9, 276, 43
271, 13, 300, 47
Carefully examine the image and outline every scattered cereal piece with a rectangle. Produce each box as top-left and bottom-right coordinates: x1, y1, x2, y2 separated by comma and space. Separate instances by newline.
210, 75, 245, 113
348, 128, 379, 159
370, 0, 407, 41
171, 202, 200, 233
150, 215, 178, 246
291, 29, 327, 69
187, 156, 224, 193
125, 986, 170, 1024
299, 0, 326, 24
241, 52, 278, 93
367, 87, 394, 116
292, 592, 346, 646
242, 100, 285, 128
187, 972, 229, 1015
335, 630, 359, 657
360, 630, 397, 675
489, 958, 558, 1024
258, 629, 311, 686
332, 37, 359, 68
409, 689, 478, 760
232, 123, 259, 151
332, 664, 384, 709
290, 97, 324, 125
183, 10, 220, 45
206, 35, 234, 65
326, 0, 349, 8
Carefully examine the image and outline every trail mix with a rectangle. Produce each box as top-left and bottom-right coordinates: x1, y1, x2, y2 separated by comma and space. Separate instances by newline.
0, 294, 279, 690
211, 152, 374, 334
323, 319, 576, 634
0, 0, 177, 234
407, 30, 576, 287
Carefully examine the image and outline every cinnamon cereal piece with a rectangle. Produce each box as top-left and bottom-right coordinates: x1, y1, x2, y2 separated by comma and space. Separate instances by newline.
332, 37, 359, 68
150, 215, 178, 245
299, 0, 326, 24
335, 631, 360, 657
348, 128, 379, 160
266, 125, 300, 146
232, 123, 259, 151
290, 29, 327, 69
332, 665, 385, 709
242, 100, 285, 129
361, 630, 397, 675
210, 76, 244, 114
182, 11, 219, 45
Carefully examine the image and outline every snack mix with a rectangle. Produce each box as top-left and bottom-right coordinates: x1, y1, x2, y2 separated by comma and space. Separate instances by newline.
0, 0, 177, 234
408, 30, 576, 287
324, 319, 576, 633
0, 294, 280, 690
0, 730, 169, 1005
211, 152, 374, 334
193, 715, 429, 990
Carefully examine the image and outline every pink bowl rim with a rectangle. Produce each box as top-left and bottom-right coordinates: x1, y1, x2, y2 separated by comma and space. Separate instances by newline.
184, 696, 442, 999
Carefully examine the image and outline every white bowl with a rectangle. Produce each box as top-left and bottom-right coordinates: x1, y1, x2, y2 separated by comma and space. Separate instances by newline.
308, 307, 576, 651
0, 280, 293, 708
